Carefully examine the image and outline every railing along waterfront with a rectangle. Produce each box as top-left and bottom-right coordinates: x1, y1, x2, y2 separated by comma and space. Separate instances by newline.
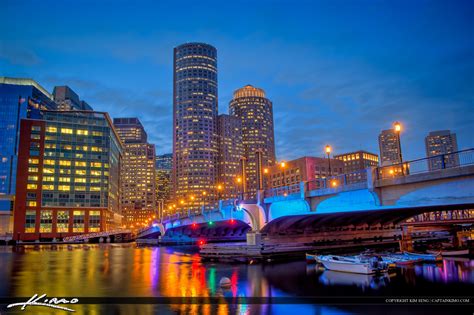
376, 148, 474, 180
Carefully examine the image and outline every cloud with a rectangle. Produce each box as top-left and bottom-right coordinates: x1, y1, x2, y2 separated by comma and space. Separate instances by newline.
0, 46, 42, 66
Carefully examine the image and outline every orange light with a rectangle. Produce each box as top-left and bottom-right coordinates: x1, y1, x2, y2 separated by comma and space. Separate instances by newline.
263, 168, 269, 174
202, 191, 207, 196
331, 180, 338, 187
190, 196, 195, 200
180, 199, 184, 204
217, 184, 223, 190
280, 161, 286, 168
236, 177, 242, 183
325, 145, 331, 154
393, 121, 402, 132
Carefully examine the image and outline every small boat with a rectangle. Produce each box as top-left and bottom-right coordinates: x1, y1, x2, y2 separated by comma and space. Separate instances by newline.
403, 251, 442, 261
317, 255, 388, 274
306, 253, 317, 263
382, 254, 422, 266
426, 248, 470, 257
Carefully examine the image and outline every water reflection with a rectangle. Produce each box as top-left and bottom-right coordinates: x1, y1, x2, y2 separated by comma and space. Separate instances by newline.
1, 244, 473, 314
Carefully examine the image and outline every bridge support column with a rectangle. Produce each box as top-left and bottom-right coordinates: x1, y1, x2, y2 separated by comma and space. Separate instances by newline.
399, 226, 414, 252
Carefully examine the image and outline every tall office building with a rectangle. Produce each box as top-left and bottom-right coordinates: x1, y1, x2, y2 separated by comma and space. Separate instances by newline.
334, 150, 379, 183
155, 153, 172, 216
425, 130, 459, 170
13, 111, 122, 241
378, 129, 401, 166
172, 43, 218, 211
53, 86, 93, 111
0, 77, 57, 233
229, 85, 275, 195
113, 118, 157, 228
217, 114, 244, 200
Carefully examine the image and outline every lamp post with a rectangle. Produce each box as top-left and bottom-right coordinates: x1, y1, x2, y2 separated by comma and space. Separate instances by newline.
393, 121, 403, 174
325, 145, 332, 177
216, 184, 223, 207
201, 191, 207, 213
263, 168, 269, 190
280, 161, 286, 194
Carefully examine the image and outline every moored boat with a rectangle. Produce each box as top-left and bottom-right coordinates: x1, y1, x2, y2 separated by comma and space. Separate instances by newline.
317, 255, 388, 274
403, 251, 442, 261
306, 253, 317, 263
426, 248, 470, 257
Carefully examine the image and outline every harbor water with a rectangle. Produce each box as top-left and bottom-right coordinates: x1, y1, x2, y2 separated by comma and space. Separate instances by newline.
0, 244, 472, 314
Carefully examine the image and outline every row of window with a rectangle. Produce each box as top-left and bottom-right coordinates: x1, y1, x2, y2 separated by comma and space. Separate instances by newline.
24, 210, 101, 233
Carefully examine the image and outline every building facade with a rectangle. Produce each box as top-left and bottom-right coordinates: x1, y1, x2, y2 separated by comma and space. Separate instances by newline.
53, 86, 92, 111
425, 130, 459, 170
334, 150, 379, 183
0, 77, 57, 233
378, 129, 401, 166
155, 153, 172, 216
266, 157, 344, 193
229, 85, 275, 196
113, 118, 157, 228
217, 114, 244, 200
172, 43, 218, 212
13, 111, 122, 241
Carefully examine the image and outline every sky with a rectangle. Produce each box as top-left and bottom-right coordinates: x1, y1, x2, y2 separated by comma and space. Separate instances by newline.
1, 0, 473, 161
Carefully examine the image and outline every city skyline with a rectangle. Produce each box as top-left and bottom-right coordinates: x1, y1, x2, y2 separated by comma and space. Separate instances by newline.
1, 0, 473, 162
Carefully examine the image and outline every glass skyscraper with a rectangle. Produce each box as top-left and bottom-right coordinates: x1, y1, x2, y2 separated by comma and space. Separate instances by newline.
172, 43, 218, 212
229, 85, 276, 195
0, 77, 57, 233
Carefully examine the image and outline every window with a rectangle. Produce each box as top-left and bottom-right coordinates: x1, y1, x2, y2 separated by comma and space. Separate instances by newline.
42, 184, 54, 190
74, 178, 86, 183
28, 175, 38, 181
90, 187, 101, 192
27, 201, 37, 207
89, 210, 101, 232
57, 211, 69, 232
59, 160, 71, 166
75, 161, 87, 167
90, 170, 101, 176
44, 159, 55, 165
46, 126, 57, 133
75, 170, 86, 175
59, 177, 70, 183
91, 162, 102, 168
77, 129, 89, 135
43, 168, 54, 174
27, 184, 37, 190
28, 167, 38, 173
25, 210, 36, 233
73, 211, 85, 232
74, 186, 86, 191
32, 126, 41, 132
39, 210, 53, 232
30, 134, 40, 140
28, 158, 39, 164
61, 128, 73, 134
58, 185, 70, 191
43, 176, 55, 182
92, 131, 103, 137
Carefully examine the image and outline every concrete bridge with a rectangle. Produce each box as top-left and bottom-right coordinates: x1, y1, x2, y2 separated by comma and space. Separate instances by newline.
139, 149, 474, 245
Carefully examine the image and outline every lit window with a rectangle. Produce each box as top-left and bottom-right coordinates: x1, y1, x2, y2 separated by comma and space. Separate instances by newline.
75, 186, 86, 191
73, 211, 85, 233
46, 126, 57, 133
92, 131, 103, 137
28, 175, 38, 181
43, 176, 55, 182
59, 160, 71, 166
76, 129, 89, 135
42, 184, 54, 190
25, 210, 36, 233
59, 177, 70, 183
75, 161, 87, 167
90, 170, 101, 176
58, 185, 70, 191
28, 158, 39, 164
61, 128, 73, 134
27, 201, 37, 207
91, 162, 102, 168
90, 187, 101, 192
43, 168, 54, 174
75, 170, 86, 175
28, 167, 38, 173
74, 178, 86, 183
57, 211, 69, 232
39, 210, 53, 232
27, 184, 37, 190
44, 159, 55, 165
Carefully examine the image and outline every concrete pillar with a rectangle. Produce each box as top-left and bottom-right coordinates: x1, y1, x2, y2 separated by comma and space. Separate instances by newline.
299, 181, 306, 199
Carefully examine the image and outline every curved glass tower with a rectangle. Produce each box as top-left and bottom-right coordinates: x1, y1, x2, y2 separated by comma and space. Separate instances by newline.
230, 85, 276, 195
172, 43, 218, 212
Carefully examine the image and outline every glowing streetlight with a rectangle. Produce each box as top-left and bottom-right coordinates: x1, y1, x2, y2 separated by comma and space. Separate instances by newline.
325, 145, 332, 177
393, 121, 404, 173
263, 168, 269, 174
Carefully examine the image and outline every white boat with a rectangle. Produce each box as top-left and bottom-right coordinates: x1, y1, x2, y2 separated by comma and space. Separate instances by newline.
426, 249, 470, 257
403, 251, 442, 261
306, 253, 317, 263
317, 255, 388, 274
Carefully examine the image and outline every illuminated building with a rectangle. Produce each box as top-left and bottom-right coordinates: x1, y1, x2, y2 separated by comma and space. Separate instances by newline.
13, 111, 123, 241
378, 129, 401, 166
334, 150, 379, 183
113, 118, 157, 227
52, 86, 93, 111
266, 157, 344, 193
0, 77, 57, 233
425, 130, 459, 170
229, 85, 275, 195
172, 43, 218, 212
155, 154, 172, 215
217, 114, 243, 200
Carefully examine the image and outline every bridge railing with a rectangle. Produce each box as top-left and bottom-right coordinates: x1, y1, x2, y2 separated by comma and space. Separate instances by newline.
376, 148, 474, 180
264, 183, 301, 198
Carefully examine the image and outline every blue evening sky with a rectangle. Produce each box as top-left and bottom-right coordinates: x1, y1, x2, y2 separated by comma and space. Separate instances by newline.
1, 0, 473, 160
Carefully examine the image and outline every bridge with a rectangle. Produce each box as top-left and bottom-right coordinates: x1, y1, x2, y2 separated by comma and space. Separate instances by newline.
138, 149, 474, 251
62, 229, 133, 243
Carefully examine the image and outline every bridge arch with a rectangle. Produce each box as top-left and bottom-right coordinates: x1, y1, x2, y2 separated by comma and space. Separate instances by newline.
238, 203, 267, 231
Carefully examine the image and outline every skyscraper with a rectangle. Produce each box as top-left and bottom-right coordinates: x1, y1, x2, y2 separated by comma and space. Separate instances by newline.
155, 153, 172, 216
113, 118, 157, 228
378, 129, 401, 166
425, 130, 459, 170
229, 85, 275, 195
53, 86, 93, 111
172, 43, 218, 211
217, 114, 244, 200
0, 77, 57, 233
13, 111, 122, 241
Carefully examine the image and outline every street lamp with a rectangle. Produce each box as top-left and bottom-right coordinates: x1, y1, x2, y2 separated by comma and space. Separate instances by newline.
325, 145, 332, 177
201, 191, 207, 212
393, 121, 404, 174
